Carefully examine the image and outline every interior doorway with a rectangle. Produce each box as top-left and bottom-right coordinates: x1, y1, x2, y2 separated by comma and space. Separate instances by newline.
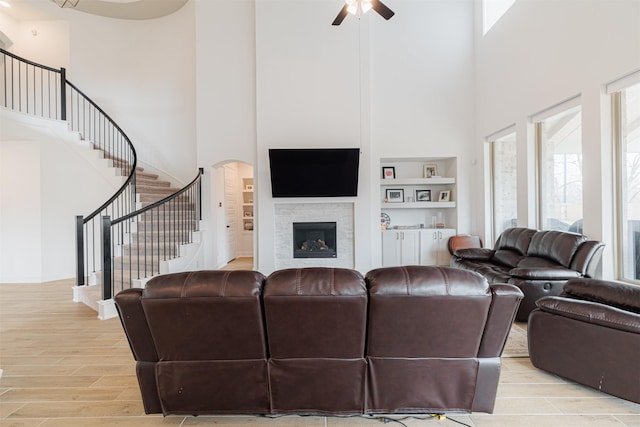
213, 161, 254, 267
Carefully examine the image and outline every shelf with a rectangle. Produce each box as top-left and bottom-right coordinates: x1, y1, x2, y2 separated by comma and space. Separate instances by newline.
381, 202, 456, 209
243, 203, 253, 207
380, 177, 455, 186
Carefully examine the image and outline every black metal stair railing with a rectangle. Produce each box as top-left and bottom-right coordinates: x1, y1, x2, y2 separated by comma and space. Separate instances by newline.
101, 168, 203, 300
1, 47, 203, 301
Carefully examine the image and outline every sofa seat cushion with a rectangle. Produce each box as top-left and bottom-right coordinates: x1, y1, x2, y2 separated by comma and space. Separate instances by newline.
492, 249, 525, 268
509, 266, 582, 280
563, 279, 640, 314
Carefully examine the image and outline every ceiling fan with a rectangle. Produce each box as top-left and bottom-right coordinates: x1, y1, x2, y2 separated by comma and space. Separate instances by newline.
332, 0, 395, 26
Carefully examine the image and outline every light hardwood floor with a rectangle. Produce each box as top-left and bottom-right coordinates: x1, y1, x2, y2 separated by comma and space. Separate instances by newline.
1, 262, 639, 426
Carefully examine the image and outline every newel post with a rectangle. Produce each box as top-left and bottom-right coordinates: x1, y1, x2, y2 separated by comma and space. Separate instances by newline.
101, 216, 112, 300
60, 67, 67, 121
75, 215, 84, 286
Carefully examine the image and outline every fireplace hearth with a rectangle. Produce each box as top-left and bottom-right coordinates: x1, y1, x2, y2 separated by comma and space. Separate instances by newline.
293, 222, 337, 258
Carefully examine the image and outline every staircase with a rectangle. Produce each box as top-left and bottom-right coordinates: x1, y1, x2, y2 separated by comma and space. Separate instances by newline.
77, 148, 202, 319
1, 47, 203, 319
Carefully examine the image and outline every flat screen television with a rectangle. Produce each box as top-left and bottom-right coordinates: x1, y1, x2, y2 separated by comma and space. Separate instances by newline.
268, 148, 360, 197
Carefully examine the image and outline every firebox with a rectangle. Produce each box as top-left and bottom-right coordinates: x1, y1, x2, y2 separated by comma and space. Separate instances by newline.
293, 222, 337, 258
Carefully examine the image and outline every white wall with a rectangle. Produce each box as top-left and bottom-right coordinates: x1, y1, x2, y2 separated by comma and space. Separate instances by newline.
0, 111, 124, 282
190, 0, 476, 273
66, 1, 197, 183
475, 0, 640, 278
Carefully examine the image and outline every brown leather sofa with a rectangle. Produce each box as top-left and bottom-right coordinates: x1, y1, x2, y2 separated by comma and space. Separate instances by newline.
528, 278, 640, 404
114, 266, 523, 416
450, 227, 604, 321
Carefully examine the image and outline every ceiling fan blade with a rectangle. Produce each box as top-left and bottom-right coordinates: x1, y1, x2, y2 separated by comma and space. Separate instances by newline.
371, 0, 395, 20
332, 4, 349, 26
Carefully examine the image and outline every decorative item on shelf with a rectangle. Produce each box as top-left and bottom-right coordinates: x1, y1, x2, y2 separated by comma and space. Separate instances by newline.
423, 163, 438, 178
244, 211, 253, 217
381, 212, 391, 230
439, 190, 451, 202
385, 188, 404, 203
244, 221, 253, 231
382, 166, 396, 179
416, 189, 431, 202
434, 212, 445, 229
245, 184, 254, 191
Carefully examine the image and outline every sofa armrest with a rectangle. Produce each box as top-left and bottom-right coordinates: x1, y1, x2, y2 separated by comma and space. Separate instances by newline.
563, 279, 640, 314
478, 283, 524, 358
114, 288, 158, 362
508, 267, 582, 280
536, 296, 640, 334
454, 248, 495, 261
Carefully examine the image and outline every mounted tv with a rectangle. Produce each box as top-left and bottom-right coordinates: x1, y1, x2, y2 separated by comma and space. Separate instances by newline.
268, 148, 360, 197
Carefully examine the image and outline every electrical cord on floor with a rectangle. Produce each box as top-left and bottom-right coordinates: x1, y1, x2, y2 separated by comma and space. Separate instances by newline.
378, 414, 472, 427
262, 412, 472, 427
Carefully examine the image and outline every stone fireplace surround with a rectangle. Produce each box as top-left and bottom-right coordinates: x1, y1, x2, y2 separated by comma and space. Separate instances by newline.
274, 203, 354, 269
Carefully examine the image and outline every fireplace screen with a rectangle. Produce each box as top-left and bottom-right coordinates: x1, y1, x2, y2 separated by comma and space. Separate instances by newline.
293, 222, 337, 258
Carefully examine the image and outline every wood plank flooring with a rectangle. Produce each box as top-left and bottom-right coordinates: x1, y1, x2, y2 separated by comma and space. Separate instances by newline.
1, 262, 639, 426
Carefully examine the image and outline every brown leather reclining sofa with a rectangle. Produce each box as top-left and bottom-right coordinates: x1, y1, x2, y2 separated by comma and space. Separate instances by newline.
114, 266, 523, 416
450, 227, 604, 321
528, 278, 640, 404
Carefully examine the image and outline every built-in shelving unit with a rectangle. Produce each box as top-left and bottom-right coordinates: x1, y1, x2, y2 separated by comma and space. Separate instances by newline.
242, 177, 254, 232
379, 157, 457, 266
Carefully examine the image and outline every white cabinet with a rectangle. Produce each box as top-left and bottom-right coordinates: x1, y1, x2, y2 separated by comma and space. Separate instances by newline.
420, 228, 456, 266
382, 228, 455, 267
381, 230, 420, 267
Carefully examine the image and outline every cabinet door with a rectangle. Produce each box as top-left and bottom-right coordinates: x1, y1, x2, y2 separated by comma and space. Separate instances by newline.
381, 231, 401, 267
400, 230, 420, 265
382, 231, 420, 266
436, 229, 457, 265
419, 230, 440, 266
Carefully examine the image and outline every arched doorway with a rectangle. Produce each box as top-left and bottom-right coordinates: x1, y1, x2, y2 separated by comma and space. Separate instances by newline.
212, 161, 254, 268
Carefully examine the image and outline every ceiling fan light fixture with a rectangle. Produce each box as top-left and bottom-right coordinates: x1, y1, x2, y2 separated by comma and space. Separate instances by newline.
345, 0, 372, 15
346, 0, 357, 15
361, 0, 373, 14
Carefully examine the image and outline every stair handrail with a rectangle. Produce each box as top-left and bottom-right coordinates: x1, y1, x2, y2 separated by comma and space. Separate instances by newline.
101, 168, 204, 300
2, 48, 204, 301
0, 47, 137, 286
64, 82, 139, 288
1, 47, 67, 120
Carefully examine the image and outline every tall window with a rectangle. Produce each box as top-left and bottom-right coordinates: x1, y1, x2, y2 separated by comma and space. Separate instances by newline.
536, 104, 583, 232
490, 132, 517, 241
615, 81, 640, 282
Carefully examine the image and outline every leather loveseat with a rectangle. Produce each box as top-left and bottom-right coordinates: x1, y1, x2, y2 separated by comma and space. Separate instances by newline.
450, 227, 604, 321
114, 266, 523, 416
528, 278, 640, 404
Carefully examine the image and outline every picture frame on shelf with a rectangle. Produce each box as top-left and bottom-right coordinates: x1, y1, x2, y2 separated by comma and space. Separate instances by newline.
385, 188, 404, 203
423, 164, 438, 178
416, 189, 431, 202
382, 166, 396, 179
245, 184, 254, 191
439, 190, 451, 202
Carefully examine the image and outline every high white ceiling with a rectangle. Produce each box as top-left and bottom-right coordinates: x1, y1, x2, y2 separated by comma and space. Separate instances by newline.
1, 0, 189, 21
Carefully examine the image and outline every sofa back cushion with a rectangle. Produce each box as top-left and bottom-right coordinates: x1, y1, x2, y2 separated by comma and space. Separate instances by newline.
563, 279, 640, 314
365, 266, 491, 358
141, 270, 267, 361
492, 228, 536, 267
263, 267, 367, 359
527, 230, 587, 268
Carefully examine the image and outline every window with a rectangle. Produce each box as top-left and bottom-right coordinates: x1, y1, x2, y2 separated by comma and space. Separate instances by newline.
614, 81, 640, 282
536, 104, 583, 232
490, 132, 517, 241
